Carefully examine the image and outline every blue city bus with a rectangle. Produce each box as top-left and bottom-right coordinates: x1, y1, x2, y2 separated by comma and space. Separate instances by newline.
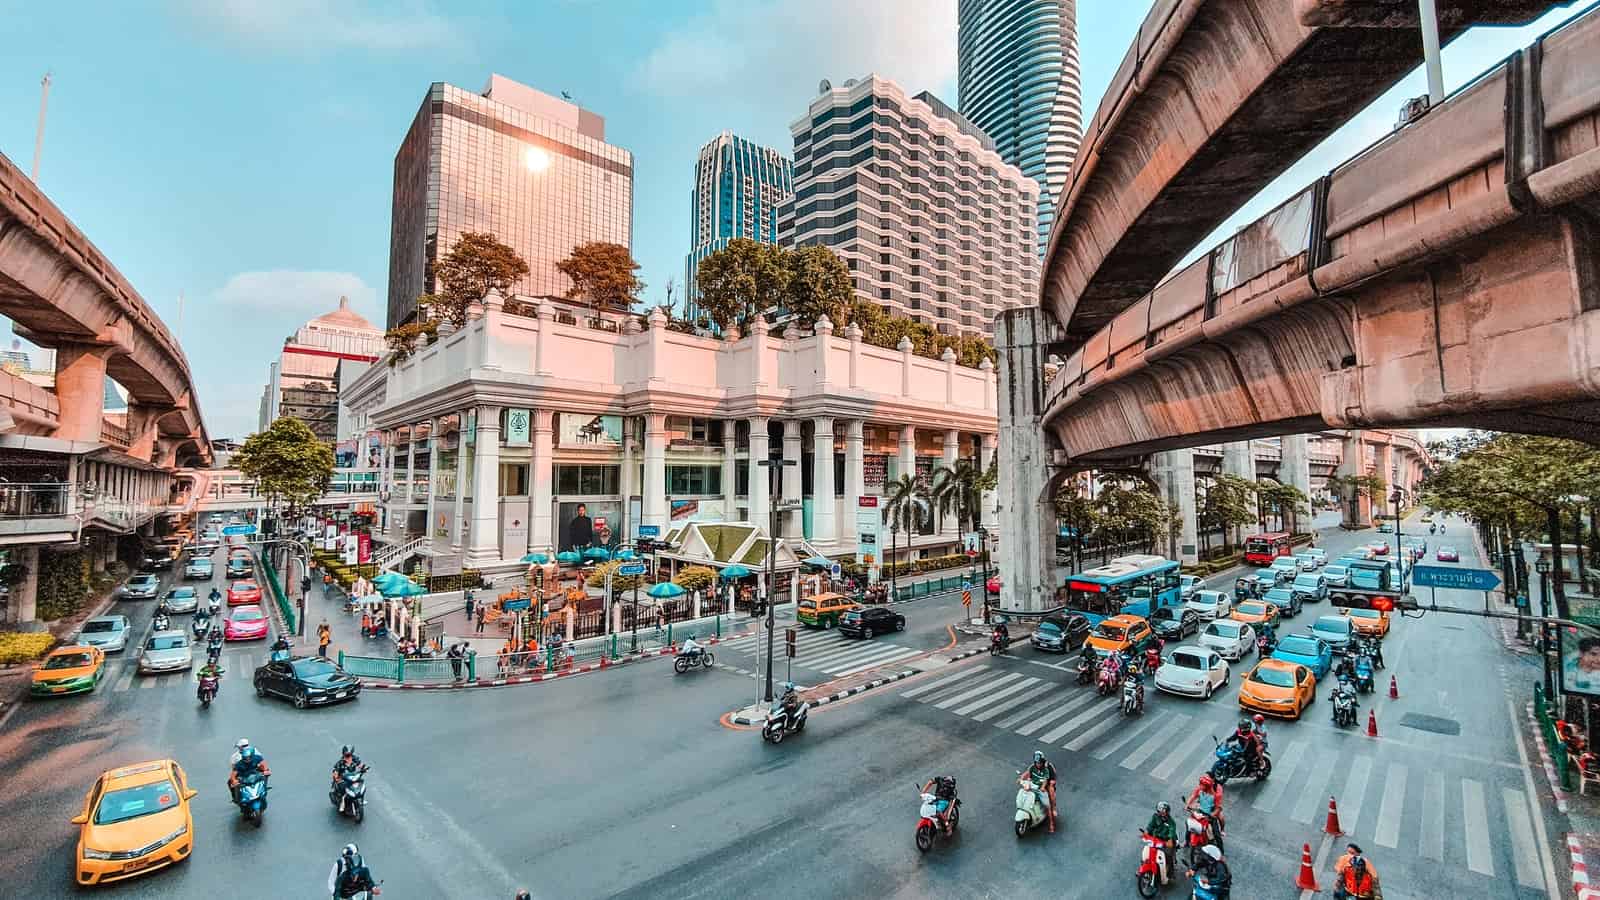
1062, 554, 1183, 623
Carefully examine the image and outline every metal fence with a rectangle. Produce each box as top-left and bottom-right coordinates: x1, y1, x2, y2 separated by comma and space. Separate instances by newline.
1534, 682, 1575, 789
338, 651, 476, 684
258, 553, 298, 634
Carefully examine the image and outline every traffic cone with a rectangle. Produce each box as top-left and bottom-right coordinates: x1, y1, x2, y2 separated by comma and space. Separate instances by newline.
1324, 796, 1343, 835
1366, 709, 1379, 737
1388, 675, 1399, 699
1296, 842, 1321, 890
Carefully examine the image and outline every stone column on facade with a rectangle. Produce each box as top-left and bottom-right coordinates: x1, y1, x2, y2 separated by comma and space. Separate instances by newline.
939, 428, 960, 536
465, 406, 503, 567
844, 418, 865, 512
898, 336, 914, 396
721, 420, 737, 520
748, 417, 770, 527
450, 416, 468, 553
404, 427, 416, 506
5, 545, 39, 624
942, 347, 958, 405
480, 289, 504, 371
530, 409, 554, 555
994, 308, 1058, 613
534, 302, 553, 376
619, 418, 637, 537
1150, 450, 1200, 565
1338, 430, 1370, 528
781, 419, 803, 539
845, 322, 862, 389
1279, 433, 1313, 532
52, 343, 110, 443
813, 316, 834, 390
424, 417, 441, 551
811, 417, 837, 547
750, 317, 771, 388
643, 413, 668, 532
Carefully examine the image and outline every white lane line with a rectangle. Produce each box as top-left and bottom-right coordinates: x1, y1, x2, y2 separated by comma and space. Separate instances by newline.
1504, 695, 1559, 899
1373, 763, 1406, 849
1502, 786, 1544, 888
138, 674, 160, 690
1461, 779, 1493, 877
1339, 755, 1373, 835
830, 646, 922, 678
1016, 691, 1100, 737
953, 676, 1041, 717
1119, 715, 1191, 769
1253, 738, 1308, 811
1420, 771, 1445, 862
1291, 753, 1335, 824
1047, 698, 1115, 745
902, 665, 987, 699
1093, 713, 1164, 761
1150, 729, 1211, 783
994, 691, 1068, 729
972, 682, 1055, 723
935, 672, 1028, 711
916, 669, 1010, 705
1061, 707, 1123, 750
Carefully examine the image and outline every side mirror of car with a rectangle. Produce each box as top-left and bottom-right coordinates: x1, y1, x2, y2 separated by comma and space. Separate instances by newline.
70, 813, 87, 825
184, 789, 198, 800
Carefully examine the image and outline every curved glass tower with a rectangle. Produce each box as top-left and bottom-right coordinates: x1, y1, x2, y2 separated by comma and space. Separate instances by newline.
957, 0, 1082, 255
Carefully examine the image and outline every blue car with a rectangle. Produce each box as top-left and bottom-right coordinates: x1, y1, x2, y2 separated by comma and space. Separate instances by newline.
1261, 586, 1302, 618
1271, 634, 1333, 679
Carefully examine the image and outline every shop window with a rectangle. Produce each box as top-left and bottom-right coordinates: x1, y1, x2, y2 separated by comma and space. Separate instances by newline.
499, 464, 529, 497
555, 465, 620, 496
668, 465, 722, 496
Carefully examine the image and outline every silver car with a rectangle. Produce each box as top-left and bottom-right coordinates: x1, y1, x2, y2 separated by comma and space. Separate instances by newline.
121, 573, 161, 600
162, 586, 199, 614
76, 615, 131, 653
138, 630, 194, 674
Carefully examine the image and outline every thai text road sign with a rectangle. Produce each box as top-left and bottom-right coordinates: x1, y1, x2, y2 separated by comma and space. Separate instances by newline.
1410, 565, 1501, 592
221, 524, 257, 536
618, 563, 647, 576
638, 524, 661, 538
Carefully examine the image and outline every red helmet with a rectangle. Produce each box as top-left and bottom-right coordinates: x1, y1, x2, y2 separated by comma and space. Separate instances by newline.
1252, 714, 1265, 726
1199, 773, 1215, 789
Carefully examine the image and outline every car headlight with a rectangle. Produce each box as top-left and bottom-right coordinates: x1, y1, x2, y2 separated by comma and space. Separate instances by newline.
82, 848, 115, 860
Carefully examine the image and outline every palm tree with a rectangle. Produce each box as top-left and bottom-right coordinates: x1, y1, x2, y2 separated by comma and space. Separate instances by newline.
930, 460, 985, 534
884, 474, 927, 599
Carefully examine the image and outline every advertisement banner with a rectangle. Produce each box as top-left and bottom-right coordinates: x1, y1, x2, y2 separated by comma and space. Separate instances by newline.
342, 534, 358, 566
357, 532, 371, 564
558, 413, 622, 447
505, 408, 531, 444
557, 500, 622, 551
1561, 626, 1600, 696
855, 496, 882, 580
670, 499, 699, 521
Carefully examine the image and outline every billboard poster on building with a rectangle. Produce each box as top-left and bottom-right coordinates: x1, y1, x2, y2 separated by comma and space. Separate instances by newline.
671, 499, 699, 521
1561, 626, 1600, 696
558, 413, 622, 447
557, 500, 622, 552
855, 495, 882, 582
366, 432, 382, 468
505, 408, 531, 444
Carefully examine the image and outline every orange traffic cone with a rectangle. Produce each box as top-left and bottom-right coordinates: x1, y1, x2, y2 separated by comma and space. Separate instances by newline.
1366, 709, 1379, 737
1388, 675, 1399, 699
1296, 842, 1321, 891
1324, 796, 1343, 835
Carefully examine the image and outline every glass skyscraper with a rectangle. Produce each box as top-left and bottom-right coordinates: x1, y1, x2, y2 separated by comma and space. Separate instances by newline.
957, 0, 1082, 255
682, 132, 794, 324
387, 74, 634, 328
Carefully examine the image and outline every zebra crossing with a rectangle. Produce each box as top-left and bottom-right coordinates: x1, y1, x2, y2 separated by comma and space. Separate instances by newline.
899, 664, 1546, 889
107, 650, 267, 693
717, 625, 924, 678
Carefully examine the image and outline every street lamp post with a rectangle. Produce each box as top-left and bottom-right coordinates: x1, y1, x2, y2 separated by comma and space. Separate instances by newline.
756, 457, 796, 705
1537, 556, 1555, 697
889, 521, 900, 603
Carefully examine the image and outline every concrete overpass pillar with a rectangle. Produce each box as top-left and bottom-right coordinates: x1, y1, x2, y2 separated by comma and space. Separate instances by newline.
53, 343, 110, 443
1377, 441, 1396, 503
1220, 440, 1254, 544
1280, 434, 1313, 532
3, 546, 40, 626
1150, 450, 1198, 565
124, 404, 161, 462
995, 308, 1060, 613
1338, 431, 1371, 528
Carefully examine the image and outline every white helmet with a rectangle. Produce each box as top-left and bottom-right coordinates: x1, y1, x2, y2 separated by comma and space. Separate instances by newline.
235, 738, 250, 750
1201, 844, 1222, 862
343, 843, 360, 858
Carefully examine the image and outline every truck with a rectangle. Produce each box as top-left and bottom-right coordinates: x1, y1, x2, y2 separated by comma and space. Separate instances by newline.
1327, 559, 1407, 611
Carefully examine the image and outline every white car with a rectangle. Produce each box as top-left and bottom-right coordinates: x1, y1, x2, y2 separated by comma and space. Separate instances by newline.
1179, 574, 1200, 600
1186, 589, 1232, 622
1292, 553, 1319, 572
1155, 645, 1231, 699
1198, 618, 1256, 662
1322, 565, 1349, 588
75, 615, 131, 652
1304, 548, 1328, 567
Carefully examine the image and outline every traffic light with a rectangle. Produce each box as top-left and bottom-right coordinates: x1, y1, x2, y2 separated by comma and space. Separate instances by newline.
1329, 590, 1396, 612
785, 628, 796, 658
1370, 596, 1395, 613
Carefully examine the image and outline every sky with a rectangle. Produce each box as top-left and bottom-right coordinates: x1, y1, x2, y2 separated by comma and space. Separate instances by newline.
0, 0, 1587, 441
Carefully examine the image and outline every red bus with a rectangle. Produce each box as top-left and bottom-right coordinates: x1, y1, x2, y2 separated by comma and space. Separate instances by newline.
1242, 532, 1292, 566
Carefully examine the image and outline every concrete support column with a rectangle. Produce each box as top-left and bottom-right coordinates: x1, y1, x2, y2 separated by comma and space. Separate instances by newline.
897, 425, 916, 486
52, 343, 109, 443
465, 406, 502, 567
844, 419, 865, 509
530, 410, 554, 555
5, 545, 39, 625
424, 416, 441, 548
1150, 450, 1199, 565
450, 415, 468, 553
125, 404, 161, 462
721, 421, 737, 519
994, 308, 1058, 613
980, 433, 999, 528
940, 428, 959, 536
1280, 434, 1313, 532
1220, 440, 1255, 544
1338, 431, 1370, 528
748, 417, 770, 526
643, 414, 668, 533
811, 417, 836, 546
781, 419, 803, 539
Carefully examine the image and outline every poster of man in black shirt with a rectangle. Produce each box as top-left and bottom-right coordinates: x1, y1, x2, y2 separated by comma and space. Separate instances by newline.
567, 503, 594, 550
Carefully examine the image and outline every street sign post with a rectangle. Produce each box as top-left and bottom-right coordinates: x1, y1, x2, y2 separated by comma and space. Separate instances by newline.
1410, 565, 1501, 591
618, 562, 647, 576
638, 524, 661, 539
221, 524, 257, 537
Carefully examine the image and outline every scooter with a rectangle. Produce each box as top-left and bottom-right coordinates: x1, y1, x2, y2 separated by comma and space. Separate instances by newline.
673, 648, 715, 674
989, 630, 1007, 656
191, 614, 211, 639
1122, 672, 1146, 716
1013, 771, 1050, 837
1190, 871, 1225, 900
152, 612, 171, 632
1075, 658, 1095, 686
762, 701, 808, 744
330, 764, 369, 823
1097, 660, 1120, 696
1256, 632, 1276, 657
1353, 654, 1375, 694
1332, 679, 1359, 727
1136, 828, 1173, 897
914, 778, 960, 852
1359, 636, 1385, 670
1182, 801, 1217, 869
197, 673, 219, 709
234, 772, 269, 827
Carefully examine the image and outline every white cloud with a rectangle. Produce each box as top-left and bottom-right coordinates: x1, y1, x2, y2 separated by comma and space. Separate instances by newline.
174, 0, 465, 54
636, 0, 959, 109
213, 270, 378, 319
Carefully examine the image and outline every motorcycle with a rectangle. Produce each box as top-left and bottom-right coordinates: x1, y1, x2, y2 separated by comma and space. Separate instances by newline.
1013, 771, 1050, 837
1256, 632, 1276, 657
1121, 672, 1145, 716
1190, 871, 1225, 900
1353, 654, 1375, 694
762, 700, 808, 743
1332, 679, 1359, 727
989, 630, 1007, 656
1359, 637, 1385, 670
1182, 801, 1217, 869
153, 612, 171, 632
914, 778, 960, 852
1209, 735, 1272, 784
197, 673, 219, 709
1097, 660, 1120, 696
234, 771, 269, 827
362, 619, 389, 639
673, 648, 715, 674
192, 614, 211, 638
1136, 828, 1172, 897
330, 764, 369, 823
1076, 658, 1095, 686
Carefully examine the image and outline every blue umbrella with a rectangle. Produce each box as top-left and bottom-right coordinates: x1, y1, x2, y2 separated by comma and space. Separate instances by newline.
720, 564, 752, 579
646, 582, 686, 599
372, 571, 408, 587
556, 551, 582, 565
583, 546, 611, 561
379, 579, 425, 598
803, 555, 833, 569
521, 553, 550, 565
615, 548, 637, 560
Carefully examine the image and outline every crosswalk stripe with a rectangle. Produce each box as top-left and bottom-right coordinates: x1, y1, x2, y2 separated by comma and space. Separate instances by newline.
798, 641, 884, 669
902, 666, 986, 699
1502, 787, 1544, 888
1061, 707, 1123, 750
831, 647, 922, 677
953, 676, 1040, 717
918, 670, 1006, 705
1340, 755, 1373, 834
1120, 715, 1190, 769
994, 692, 1067, 730
1461, 779, 1493, 877
935, 672, 1028, 711
112, 669, 135, 693
973, 682, 1055, 723
1047, 697, 1115, 745
1373, 764, 1406, 849
1093, 713, 1164, 761
1290, 753, 1335, 824
1420, 771, 1445, 861
1252, 738, 1308, 811
139, 674, 160, 690
1150, 729, 1211, 783
1016, 691, 1100, 737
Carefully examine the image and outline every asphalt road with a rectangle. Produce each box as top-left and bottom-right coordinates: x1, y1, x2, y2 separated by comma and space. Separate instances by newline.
0, 516, 1563, 899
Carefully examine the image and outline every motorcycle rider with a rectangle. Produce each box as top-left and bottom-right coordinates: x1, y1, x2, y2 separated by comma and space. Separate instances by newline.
920, 775, 958, 833
780, 680, 802, 715
1145, 801, 1178, 885
1334, 852, 1378, 900
1226, 716, 1264, 774
195, 659, 224, 700
269, 634, 292, 663
991, 621, 1010, 652
1144, 641, 1163, 675
1187, 844, 1232, 899
680, 635, 704, 662
1078, 642, 1098, 677
331, 746, 365, 813
1187, 773, 1226, 849
1258, 620, 1277, 651
327, 843, 376, 899
1025, 750, 1058, 833
228, 738, 270, 804
206, 627, 224, 660
207, 587, 222, 615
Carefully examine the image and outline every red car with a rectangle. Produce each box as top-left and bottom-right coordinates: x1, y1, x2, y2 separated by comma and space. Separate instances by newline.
1436, 546, 1460, 562
986, 577, 1001, 596
224, 605, 269, 641
227, 580, 262, 606
1368, 543, 1390, 556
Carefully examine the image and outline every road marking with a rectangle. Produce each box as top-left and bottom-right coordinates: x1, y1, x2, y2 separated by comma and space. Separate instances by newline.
1339, 755, 1373, 834
1150, 729, 1211, 783
830, 646, 923, 677
901, 665, 986, 699
952, 676, 1040, 717
972, 681, 1055, 722
1504, 696, 1559, 899
1461, 778, 1493, 876
1502, 786, 1544, 888
1016, 691, 1100, 737
1373, 763, 1406, 848
138, 674, 160, 690
1119, 715, 1190, 769
1253, 738, 1307, 811
994, 691, 1067, 729
800, 641, 894, 670
1061, 707, 1123, 750
1092, 713, 1163, 761
1420, 770, 1445, 861
1291, 753, 1334, 824
112, 669, 135, 692
916, 669, 1006, 705
934, 672, 1027, 710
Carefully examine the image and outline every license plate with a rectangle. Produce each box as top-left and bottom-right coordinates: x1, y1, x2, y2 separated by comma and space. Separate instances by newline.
52, 686, 67, 693
334, 692, 346, 699
122, 859, 149, 872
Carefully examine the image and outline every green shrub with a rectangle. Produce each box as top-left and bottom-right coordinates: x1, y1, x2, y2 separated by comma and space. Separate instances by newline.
672, 566, 716, 591
586, 560, 641, 592
0, 632, 55, 664
35, 549, 90, 621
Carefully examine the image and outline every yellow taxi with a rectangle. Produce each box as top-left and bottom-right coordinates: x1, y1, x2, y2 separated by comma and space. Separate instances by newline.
1084, 614, 1154, 658
1229, 600, 1280, 629
30, 645, 106, 698
1238, 658, 1316, 720
1343, 607, 1391, 638
797, 592, 859, 628
72, 759, 196, 886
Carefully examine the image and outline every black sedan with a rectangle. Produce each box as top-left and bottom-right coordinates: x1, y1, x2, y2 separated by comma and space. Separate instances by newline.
253, 656, 361, 709
1029, 613, 1091, 653
140, 553, 174, 572
1150, 605, 1201, 640
838, 606, 906, 638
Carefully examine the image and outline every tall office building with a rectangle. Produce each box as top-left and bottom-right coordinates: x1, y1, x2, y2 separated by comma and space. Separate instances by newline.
781, 76, 1039, 336
258, 296, 384, 441
682, 132, 794, 323
386, 74, 634, 327
957, 0, 1082, 253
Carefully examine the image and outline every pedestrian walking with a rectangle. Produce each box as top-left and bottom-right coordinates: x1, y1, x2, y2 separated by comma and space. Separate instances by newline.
464, 590, 475, 624
447, 642, 464, 681
301, 573, 312, 596
475, 606, 487, 634
317, 620, 331, 658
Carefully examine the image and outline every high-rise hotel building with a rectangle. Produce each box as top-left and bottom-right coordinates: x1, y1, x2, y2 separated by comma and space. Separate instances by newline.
957, 0, 1083, 254
683, 132, 793, 323
386, 74, 634, 327
781, 76, 1039, 337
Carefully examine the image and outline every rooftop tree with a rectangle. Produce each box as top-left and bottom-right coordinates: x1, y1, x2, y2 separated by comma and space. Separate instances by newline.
557, 241, 644, 313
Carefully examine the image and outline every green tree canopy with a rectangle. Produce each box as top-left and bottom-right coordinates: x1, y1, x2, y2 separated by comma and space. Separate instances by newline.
234, 417, 335, 514
556, 241, 644, 312
431, 232, 530, 326
694, 238, 790, 332
1197, 473, 1257, 551
1254, 478, 1309, 533
784, 244, 854, 329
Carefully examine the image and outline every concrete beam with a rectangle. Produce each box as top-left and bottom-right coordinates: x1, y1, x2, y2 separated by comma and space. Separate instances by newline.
51, 343, 108, 444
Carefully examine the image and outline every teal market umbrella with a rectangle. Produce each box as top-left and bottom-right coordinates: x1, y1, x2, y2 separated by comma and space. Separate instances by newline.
803, 555, 834, 569
719, 564, 752, 579
379, 579, 425, 598
583, 547, 612, 561
615, 548, 637, 560
646, 582, 686, 599
521, 553, 550, 565
371, 571, 408, 588
556, 551, 582, 565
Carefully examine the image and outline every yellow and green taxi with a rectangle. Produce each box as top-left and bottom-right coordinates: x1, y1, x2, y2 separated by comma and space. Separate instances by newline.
1229, 600, 1280, 629
797, 592, 859, 628
1084, 614, 1154, 658
72, 759, 196, 886
31, 645, 106, 698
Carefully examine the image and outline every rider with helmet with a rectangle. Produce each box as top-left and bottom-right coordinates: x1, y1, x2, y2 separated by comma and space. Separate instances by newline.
228, 738, 269, 803
1227, 716, 1264, 774
1146, 801, 1178, 884
327, 843, 376, 899
1187, 773, 1226, 849
1187, 844, 1232, 899
1026, 750, 1058, 833
1334, 844, 1380, 899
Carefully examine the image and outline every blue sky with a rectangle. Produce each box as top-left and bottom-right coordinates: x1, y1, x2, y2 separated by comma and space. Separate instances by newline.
0, 1, 1585, 440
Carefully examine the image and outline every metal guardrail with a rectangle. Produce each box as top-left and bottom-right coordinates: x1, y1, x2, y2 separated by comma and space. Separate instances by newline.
0, 482, 70, 518
258, 552, 298, 635
337, 651, 476, 683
